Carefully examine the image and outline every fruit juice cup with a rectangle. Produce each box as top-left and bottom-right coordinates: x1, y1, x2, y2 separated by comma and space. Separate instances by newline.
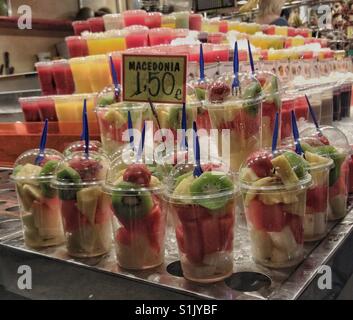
125, 26, 149, 49
148, 28, 173, 46
281, 95, 295, 140
219, 20, 228, 33
172, 11, 190, 29
257, 72, 282, 148
275, 26, 288, 37
64, 140, 102, 157
204, 75, 263, 172
189, 13, 202, 31
105, 154, 166, 270
52, 151, 112, 258
203, 44, 230, 63
86, 54, 112, 93
85, 31, 126, 55
66, 36, 89, 58
52, 60, 75, 95
110, 52, 122, 84
240, 150, 311, 268
288, 27, 296, 37
263, 25, 275, 35
19, 97, 41, 122
11, 149, 65, 248
244, 23, 261, 35
69, 57, 93, 93
228, 21, 240, 32
123, 10, 147, 27
165, 162, 237, 283
103, 14, 124, 31
72, 20, 90, 35
145, 12, 162, 29
340, 81, 352, 118
35, 62, 56, 95
37, 96, 57, 122
88, 17, 105, 33
161, 14, 176, 29
207, 32, 226, 44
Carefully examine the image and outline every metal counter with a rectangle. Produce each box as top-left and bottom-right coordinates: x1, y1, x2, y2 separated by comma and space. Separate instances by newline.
1, 168, 353, 300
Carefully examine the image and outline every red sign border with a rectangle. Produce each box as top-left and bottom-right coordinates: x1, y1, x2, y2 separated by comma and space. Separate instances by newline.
122, 53, 187, 104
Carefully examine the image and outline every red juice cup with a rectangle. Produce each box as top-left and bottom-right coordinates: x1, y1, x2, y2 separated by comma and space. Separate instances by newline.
72, 20, 90, 35
219, 20, 228, 33
145, 12, 162, 29
88, 17, 105, 33
37, 96, 57, 122
207, 32, 226, 44
52, 60, 75, 95
125, 26, 149, 49
35, 61, 56, 95
148, 28, 174, 46
123, 10, 147, 27
189, 13, 202, 31
263, 25, 275, 35
65, 36, 89, 58
19, 97, 41, 122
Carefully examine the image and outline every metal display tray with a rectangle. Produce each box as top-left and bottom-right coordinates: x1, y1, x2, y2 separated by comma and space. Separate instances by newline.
1, 168, 353, 300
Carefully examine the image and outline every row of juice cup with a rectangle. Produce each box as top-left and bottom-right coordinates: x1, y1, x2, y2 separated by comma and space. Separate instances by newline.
10, 123, 352, 283
66, 27, 327, 59
72, 9, 312, 38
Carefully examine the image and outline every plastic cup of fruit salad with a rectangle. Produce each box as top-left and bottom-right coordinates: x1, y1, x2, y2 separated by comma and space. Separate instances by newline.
240, 149, 312, 269
104, 150, 166, 270
63, 140, 103, 157
301, 126, 351, 221
95, 85, 147, 157
11, 149, 65, 248
164, 161, 237, 283
52, 151, 112, 258
204, 74, 264, 172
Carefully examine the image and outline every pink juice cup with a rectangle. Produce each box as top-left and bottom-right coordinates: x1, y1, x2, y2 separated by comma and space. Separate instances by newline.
72, 20, 90, 35
148, 28, 173, 46
35, 61, 56, 96
52, 60, 75, 95
189, 13, 202, 31
19, 97, 41, 122
125, 26, 149, 49
37, 96, 58, 122
88, 17, 105, 33
123, 10, 147, 27
66, 36, 89, 58
145, 12, 162, 29
219, 20, 228, 33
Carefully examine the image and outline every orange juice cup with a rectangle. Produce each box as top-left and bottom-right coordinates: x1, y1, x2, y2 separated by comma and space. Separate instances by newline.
86, 54, 113, 93
69, 57, 93, 93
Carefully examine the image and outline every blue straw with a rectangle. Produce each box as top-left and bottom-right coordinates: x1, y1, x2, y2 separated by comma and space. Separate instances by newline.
109, 55, 120, 100
305, 94, 321, 135
127, 110, 135, 151
137, 122, 146, 161
232, 41, 240, 92
180, 103, 188, 151
80, 99, 87, 140
291, 110, 303, 155
199, 44, 205, 81
193, 121, 203, 177
272, 112, 279, 153
247, 39, 255, 74
84, 107, 89, 156
35, 119, 49, 165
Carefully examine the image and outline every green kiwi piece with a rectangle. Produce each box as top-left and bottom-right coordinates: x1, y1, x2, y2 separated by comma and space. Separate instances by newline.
98, 95, 115, 107
190, 172, 233, 211
175, 172, 193, 188
112, 181, 153, 221
242, 82, 262, 117
39, 160, 59, 198
56, 167, 82, 200
195, 87, 206, 101
283, 152, 308, 179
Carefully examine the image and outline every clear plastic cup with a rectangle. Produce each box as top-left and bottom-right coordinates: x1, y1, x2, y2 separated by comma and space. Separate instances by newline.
240, 149, 312, 268
161, 14, 176, 29
19, 97, 41, 122
72, 20, 90, 36
69, 57, 93, 93
52, 151, 112, 258
148, 28, 174, 46
66, 36, 89, 58
88, 17, 105, 33
37, 96, 57, 122
84, 31, 126, 55
172, 11, 190, 29
204, 74, 264, 172
124, 25, 149, 49
123, 10, 147, 27
52, 60, 75, 95
35, 61, 56, 96
301, 126, 350, 221
11, 149, 65, 248
104, 151, 166, 270
145, 12, 162, 29
165, 161, 237, 283
189, 13, 202, 31
86, 54, 112, 93
103, 13, 124, 31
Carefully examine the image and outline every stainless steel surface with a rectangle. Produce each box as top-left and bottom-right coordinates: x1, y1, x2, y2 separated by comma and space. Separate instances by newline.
0, 167, 353, 300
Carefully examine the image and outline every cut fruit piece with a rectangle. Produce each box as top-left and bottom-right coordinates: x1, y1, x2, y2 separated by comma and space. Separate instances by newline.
123, 164, 152, 187
249, 229, 273, 261
240, 168, 258, 183
244, 177, 278, 205
271, 154, 299, 186
329, 194, 347, 220
77, 186, 102, 225
287, 214, 304, 244
259, 191, 298, 206
283, 152, 308, 179
23, 184, 42, 202
195, 87, 206, 101
269, 226, 298, 255
271, 248, 289, 264
315, 212, 327, 236
305, 151, 330, 165
190, 172, 233, 211
183, 220, 204, 264
173, 174, 194, 198
306, 185, 328, 213
246, 150, 273, 178
303, 214, 315, 238
112, 181, 153, 222
39, 160, 59, 198
56, 167, 82, 200
15, 164, 42, 180
175, 172, 193, 188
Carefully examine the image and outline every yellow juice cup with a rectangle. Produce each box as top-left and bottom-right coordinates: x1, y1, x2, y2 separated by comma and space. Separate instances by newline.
275, 26, 288, 36
202, 19, 220, 33
161, 14, 176, 28
85, 31, 126, 55
86, 54, 113, 93
70, 57, 92, 93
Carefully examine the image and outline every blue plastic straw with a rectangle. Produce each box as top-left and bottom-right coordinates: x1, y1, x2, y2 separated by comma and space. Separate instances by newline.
272, 112, 279, 153
180, 103, 188, 151
291, 110, 303, 155
232, 41, 240, 91
80, 99, 87, 140
127, 110, 135, 151
35, 119, 49, 165
247, 39, 255, 74
84, 108, 89, 156
199, 44, 205, 81
109, 55, 120, 99
137, 122, 146, 161
193, 121, 203, 177
305, 94, 322, 135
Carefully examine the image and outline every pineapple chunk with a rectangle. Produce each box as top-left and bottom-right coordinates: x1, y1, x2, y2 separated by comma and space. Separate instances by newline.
271, 155, 299, 186
244, 177, 277, 205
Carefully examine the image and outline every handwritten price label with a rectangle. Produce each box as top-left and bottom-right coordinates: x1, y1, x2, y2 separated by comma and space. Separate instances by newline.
122, 54, 187, 104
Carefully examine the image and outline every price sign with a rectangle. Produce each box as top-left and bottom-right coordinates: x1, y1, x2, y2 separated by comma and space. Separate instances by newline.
122, 54, 187, 104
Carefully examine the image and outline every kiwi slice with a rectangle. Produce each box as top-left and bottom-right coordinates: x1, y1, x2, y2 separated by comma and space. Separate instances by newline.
190, 172, 233, 211
112, 181, 153, 221
39, 160, 59, 198
98, 95, 115, 107
242, 82, 262, 117
195, 87, 206, 101
175, 172, 193, 188
56, 167, 82, 200
283, 152, 308, 179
